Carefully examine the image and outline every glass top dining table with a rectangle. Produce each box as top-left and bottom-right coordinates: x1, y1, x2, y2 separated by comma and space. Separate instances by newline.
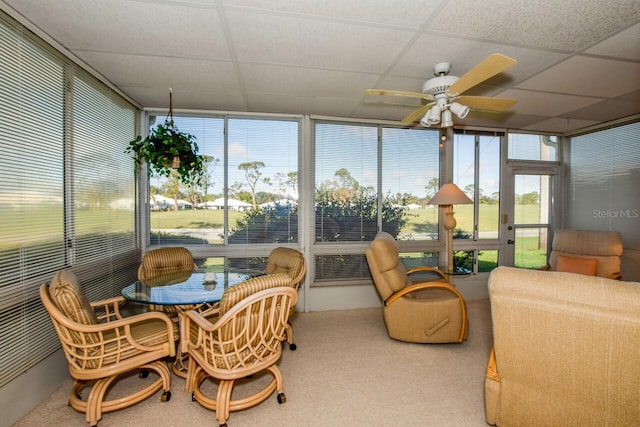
121, 269, 265, 306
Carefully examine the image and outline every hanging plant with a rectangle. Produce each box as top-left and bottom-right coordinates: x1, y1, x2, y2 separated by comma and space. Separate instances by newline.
126, 89, 205, 184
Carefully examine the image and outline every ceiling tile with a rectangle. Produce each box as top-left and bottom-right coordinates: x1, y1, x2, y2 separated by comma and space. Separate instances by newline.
77, 52, 239, 92
500, 89, 603, 116
222, 0, 442, 28
7, 0, 229, 58
391, 34, 568, 87
521, 117, 600, 133
515, 56, 640, 98
225, 10, 415, 73
123, 86, 248, 111
427, 0, 640, 51
561, 98, 640, 122
585, 22, 640, 60
238, 64, 379, 98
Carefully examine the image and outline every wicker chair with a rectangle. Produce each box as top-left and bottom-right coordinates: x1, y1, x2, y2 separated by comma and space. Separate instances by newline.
181, 273, 297, 427
138, 246, 198, 319
365, 232, 468, 343
265, 247, 306, 350
40, 270, 176, 427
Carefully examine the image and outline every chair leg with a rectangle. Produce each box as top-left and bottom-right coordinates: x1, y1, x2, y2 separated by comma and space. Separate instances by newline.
286, 322, 296, 350
68, 361, 171, 426
215, 380, 234, 426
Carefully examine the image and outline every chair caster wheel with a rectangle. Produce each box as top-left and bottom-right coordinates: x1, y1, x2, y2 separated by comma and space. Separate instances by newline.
161, 391, 171, 402
277, 392, 286, 404
289, 343, 297, 351
191, 392, 196, 402
139, 369, 149, 378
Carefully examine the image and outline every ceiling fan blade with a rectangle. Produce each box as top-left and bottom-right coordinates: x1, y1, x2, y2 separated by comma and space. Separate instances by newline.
457, 96, 517, 112
448, 53, 517, 96
400, 104, 433, 125
365, 89, 432, 100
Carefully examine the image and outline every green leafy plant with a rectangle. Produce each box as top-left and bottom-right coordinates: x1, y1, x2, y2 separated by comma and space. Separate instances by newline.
126, 91, 205, 184
126, 119, 205, 184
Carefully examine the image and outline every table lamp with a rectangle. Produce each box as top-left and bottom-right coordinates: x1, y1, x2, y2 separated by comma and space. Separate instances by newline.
428, 182, 473, 274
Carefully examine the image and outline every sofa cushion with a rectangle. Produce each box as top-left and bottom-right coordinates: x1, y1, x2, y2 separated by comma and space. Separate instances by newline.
556, 254, 598, 276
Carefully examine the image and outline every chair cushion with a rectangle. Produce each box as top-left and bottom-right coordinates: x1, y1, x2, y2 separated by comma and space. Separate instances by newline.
265, 247, 305, 286
49, 270, 98, 325
556, 254, 598, 276
138, 247, 195, 279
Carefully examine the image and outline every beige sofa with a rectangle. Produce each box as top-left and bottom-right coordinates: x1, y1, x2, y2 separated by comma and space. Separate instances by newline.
485, 266, 640, 426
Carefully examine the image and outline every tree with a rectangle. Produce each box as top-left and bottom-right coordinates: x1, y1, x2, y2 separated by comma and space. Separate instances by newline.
425, 177, 440, 200
238, 161, 269, 209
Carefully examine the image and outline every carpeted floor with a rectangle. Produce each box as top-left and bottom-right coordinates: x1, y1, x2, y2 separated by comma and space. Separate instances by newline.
13, 299, 493, 427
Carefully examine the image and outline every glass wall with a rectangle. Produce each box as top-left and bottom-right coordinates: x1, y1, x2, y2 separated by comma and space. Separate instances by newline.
314, 122, 440, 284
148, 116, 300, 246
566, 122, 640, 246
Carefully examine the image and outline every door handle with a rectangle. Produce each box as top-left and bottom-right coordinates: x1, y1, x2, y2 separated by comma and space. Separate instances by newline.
507, 239, 515, 245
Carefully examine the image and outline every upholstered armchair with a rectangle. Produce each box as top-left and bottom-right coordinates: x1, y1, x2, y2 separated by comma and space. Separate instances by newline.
485, 266, 640, 426
365, 232, 468, 343
540, 229, 623, 279
181, 273, 297, 427
40, 270, 176, 427
265, 247, 306, 350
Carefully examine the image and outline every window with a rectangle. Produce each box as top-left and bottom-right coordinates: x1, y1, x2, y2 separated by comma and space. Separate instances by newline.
566, 121, 640, 242
0, 11, 137, 388
508, 133, 557, 161
148, 116, 299, 246
314, 122, 440, 284
453, 131, 503, 273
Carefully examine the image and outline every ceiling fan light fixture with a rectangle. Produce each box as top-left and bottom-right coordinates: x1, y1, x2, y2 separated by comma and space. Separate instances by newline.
419, 112, 432, 127
427, 105, 442, 125
450, 102, 470, 119
441, 110, 454, 128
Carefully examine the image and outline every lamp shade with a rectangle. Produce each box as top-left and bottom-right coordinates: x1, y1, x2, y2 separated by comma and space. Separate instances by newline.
428, 183, 473, 205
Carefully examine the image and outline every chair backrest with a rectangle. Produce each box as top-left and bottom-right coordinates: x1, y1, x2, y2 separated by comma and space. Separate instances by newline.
265, 247, 306, 289
138, 246, 196, 280
365, 232, 409, 301
193, 286, 297, 374
40, 270, 102, 366
219, 273, 292, 315
548, 229, 623, 278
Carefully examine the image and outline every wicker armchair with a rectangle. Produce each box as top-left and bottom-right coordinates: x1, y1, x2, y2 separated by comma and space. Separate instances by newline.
265, 247, 306, 350
365, 232, 468, 343
138, 246, 198, 319
40, 270, 176, 427
181, 273, 297, 427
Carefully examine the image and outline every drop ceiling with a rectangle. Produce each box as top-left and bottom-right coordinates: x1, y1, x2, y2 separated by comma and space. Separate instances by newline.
2, 0, 639, 134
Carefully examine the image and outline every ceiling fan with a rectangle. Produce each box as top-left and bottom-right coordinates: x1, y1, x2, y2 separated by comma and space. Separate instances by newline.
365, 53, 518, 128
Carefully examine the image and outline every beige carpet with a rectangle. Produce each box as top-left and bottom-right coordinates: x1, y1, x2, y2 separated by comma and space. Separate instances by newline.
14, 299, 493, 427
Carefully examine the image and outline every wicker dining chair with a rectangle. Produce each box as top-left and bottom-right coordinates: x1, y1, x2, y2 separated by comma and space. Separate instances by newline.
138, 246, 199, 320
40, 270, 176, 427
181, 273, 297, 427
265, 247, 306, 350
